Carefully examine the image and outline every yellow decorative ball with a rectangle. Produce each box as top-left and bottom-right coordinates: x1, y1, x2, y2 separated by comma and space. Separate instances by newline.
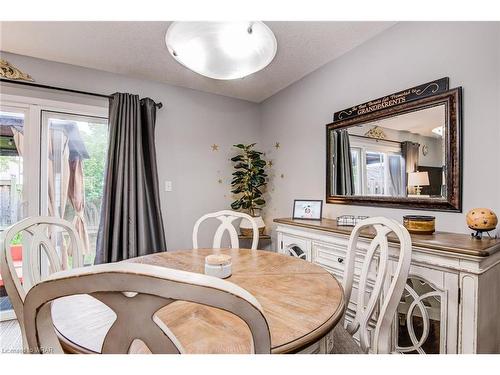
466, 208, 498, 231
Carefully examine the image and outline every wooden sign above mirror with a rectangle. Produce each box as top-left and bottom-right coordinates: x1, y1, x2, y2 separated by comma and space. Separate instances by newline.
326, 79, 462, 212
332, 77, 449, 122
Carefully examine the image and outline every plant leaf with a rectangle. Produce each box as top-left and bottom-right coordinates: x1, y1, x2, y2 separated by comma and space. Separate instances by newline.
230, 155, 244, 162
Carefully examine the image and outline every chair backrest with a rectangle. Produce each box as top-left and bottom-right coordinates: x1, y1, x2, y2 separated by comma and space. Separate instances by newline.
192, 210, 259, 250
342, 217, 412, 354
0, 216, 84, 349
23, 262, 271, 354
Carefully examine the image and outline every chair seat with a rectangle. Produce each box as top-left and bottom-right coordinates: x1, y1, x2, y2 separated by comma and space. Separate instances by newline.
330, 325, 365, 354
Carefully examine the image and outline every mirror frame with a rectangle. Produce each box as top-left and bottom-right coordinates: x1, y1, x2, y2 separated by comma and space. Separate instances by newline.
326, 88, 462, 212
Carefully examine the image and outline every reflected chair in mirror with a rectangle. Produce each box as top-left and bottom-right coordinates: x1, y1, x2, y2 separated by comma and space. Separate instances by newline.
22, 263, 271, 354
0, 216, 84, 350
331, 217, 412, 354
192, 210, 259, 250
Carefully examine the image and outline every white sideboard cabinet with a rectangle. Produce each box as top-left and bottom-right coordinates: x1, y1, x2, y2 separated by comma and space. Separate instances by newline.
275, 218, 500, 354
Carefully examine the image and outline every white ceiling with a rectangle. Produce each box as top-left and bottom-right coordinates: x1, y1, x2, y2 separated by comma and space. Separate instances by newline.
368, 104, 446, 138
0, 21, 395, 102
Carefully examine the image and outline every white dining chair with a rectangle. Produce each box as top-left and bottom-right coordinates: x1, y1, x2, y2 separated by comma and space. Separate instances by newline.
192, 210, 260, 250
0, 216, 84, 350
331, 217, 412, 354
22, 262, 271, 354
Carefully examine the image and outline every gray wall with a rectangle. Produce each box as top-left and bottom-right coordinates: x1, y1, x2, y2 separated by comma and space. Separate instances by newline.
0, 52, 261, 250
260, 22, 500, 237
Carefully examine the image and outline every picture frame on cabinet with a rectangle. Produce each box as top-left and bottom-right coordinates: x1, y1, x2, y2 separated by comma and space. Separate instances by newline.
292, 199, 323, 220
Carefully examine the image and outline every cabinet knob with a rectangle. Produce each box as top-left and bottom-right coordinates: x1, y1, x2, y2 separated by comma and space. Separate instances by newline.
338, 257, 344, 263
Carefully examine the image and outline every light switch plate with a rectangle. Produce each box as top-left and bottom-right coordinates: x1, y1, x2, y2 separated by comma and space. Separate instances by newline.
165, 181, 173, 192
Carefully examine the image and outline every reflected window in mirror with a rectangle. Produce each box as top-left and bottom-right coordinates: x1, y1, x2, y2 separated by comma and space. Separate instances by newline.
331, 104, 446, 199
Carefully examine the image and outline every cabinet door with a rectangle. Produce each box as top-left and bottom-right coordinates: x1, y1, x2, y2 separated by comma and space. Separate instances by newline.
393, 263, 459, 354
312, 239, 379, 343
278, 233, 311, 261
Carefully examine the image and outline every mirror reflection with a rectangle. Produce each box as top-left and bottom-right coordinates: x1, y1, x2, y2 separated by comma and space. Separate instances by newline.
330, 104, 446, 199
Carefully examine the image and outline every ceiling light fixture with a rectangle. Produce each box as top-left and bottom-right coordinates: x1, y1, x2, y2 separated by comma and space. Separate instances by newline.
432, 126, 444, 137
165, 21, 277, 80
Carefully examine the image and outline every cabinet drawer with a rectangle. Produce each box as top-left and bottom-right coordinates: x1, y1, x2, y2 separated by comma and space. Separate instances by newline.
313, 241, 347, 273
312, 240, 377, 280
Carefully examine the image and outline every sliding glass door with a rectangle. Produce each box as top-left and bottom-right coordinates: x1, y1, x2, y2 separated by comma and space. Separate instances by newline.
0, 106, 29, 320
42, 111, 108, 266
0, 97, 108, 322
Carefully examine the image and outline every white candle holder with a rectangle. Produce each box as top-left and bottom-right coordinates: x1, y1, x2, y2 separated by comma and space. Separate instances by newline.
204, 254, 232, 279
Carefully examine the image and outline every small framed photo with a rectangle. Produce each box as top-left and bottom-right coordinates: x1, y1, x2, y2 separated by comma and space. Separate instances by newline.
292, 200, 323, 220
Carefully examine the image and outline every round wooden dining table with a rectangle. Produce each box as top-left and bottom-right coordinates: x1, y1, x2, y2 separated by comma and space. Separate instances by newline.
51, 248, 345, 354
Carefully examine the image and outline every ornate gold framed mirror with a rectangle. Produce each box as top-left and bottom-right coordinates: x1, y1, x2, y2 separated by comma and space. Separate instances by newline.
326, 86, 462, 212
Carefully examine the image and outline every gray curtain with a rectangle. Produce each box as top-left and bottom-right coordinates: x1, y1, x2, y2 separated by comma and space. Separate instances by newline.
96, 93, 166, 264
331, 129, 355, 195
401, 141, 420, 195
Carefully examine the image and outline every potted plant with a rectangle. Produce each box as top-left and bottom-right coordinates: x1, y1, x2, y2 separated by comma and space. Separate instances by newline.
230, 143, 267, 236
9, 232, 23, 262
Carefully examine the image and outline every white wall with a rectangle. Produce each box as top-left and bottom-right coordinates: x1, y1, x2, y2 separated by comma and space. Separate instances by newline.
260, 22, 500, 237
0, 51, 261, 250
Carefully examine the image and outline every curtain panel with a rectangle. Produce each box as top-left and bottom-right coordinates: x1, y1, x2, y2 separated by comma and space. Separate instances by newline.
331, 129, 355, 195
401, 141, 420, 195
96, 93, 166, 264
388, 155, 403, 197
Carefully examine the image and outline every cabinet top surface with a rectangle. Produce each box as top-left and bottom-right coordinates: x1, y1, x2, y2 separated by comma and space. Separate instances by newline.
274, 218, 500, 257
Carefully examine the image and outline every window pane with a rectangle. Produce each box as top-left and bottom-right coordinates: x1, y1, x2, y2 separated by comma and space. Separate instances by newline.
45, 112, 108, 266
0, 109, 26, 319
366, 151, 385, 195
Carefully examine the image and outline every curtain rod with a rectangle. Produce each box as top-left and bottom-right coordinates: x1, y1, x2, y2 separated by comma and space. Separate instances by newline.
0, 78, 163, 109
349, 134, 402, 145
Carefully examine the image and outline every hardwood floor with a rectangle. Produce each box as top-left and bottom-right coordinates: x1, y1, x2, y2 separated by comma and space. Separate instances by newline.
0, 320, 22, 353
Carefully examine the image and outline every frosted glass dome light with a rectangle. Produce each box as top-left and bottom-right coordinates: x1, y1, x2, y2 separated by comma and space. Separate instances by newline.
165, 22, 277, 80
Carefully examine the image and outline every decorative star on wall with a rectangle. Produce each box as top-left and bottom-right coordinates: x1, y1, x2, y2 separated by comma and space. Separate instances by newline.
211, 144, 219, 151
218, 179, 223, 184
280, 173, 285, 179
268, 160, 273, 167
274, 142, 280, 149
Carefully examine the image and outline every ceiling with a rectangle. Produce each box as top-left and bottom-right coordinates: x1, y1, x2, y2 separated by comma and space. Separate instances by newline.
0, 21, 395, 102
367, 104, 446, 138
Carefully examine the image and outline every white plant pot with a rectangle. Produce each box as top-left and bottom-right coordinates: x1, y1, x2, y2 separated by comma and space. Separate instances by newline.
240, 216, 266, 236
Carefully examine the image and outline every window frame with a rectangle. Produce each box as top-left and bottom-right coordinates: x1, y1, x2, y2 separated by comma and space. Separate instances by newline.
350, 137, 404, 197
0, 90, 108, 319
